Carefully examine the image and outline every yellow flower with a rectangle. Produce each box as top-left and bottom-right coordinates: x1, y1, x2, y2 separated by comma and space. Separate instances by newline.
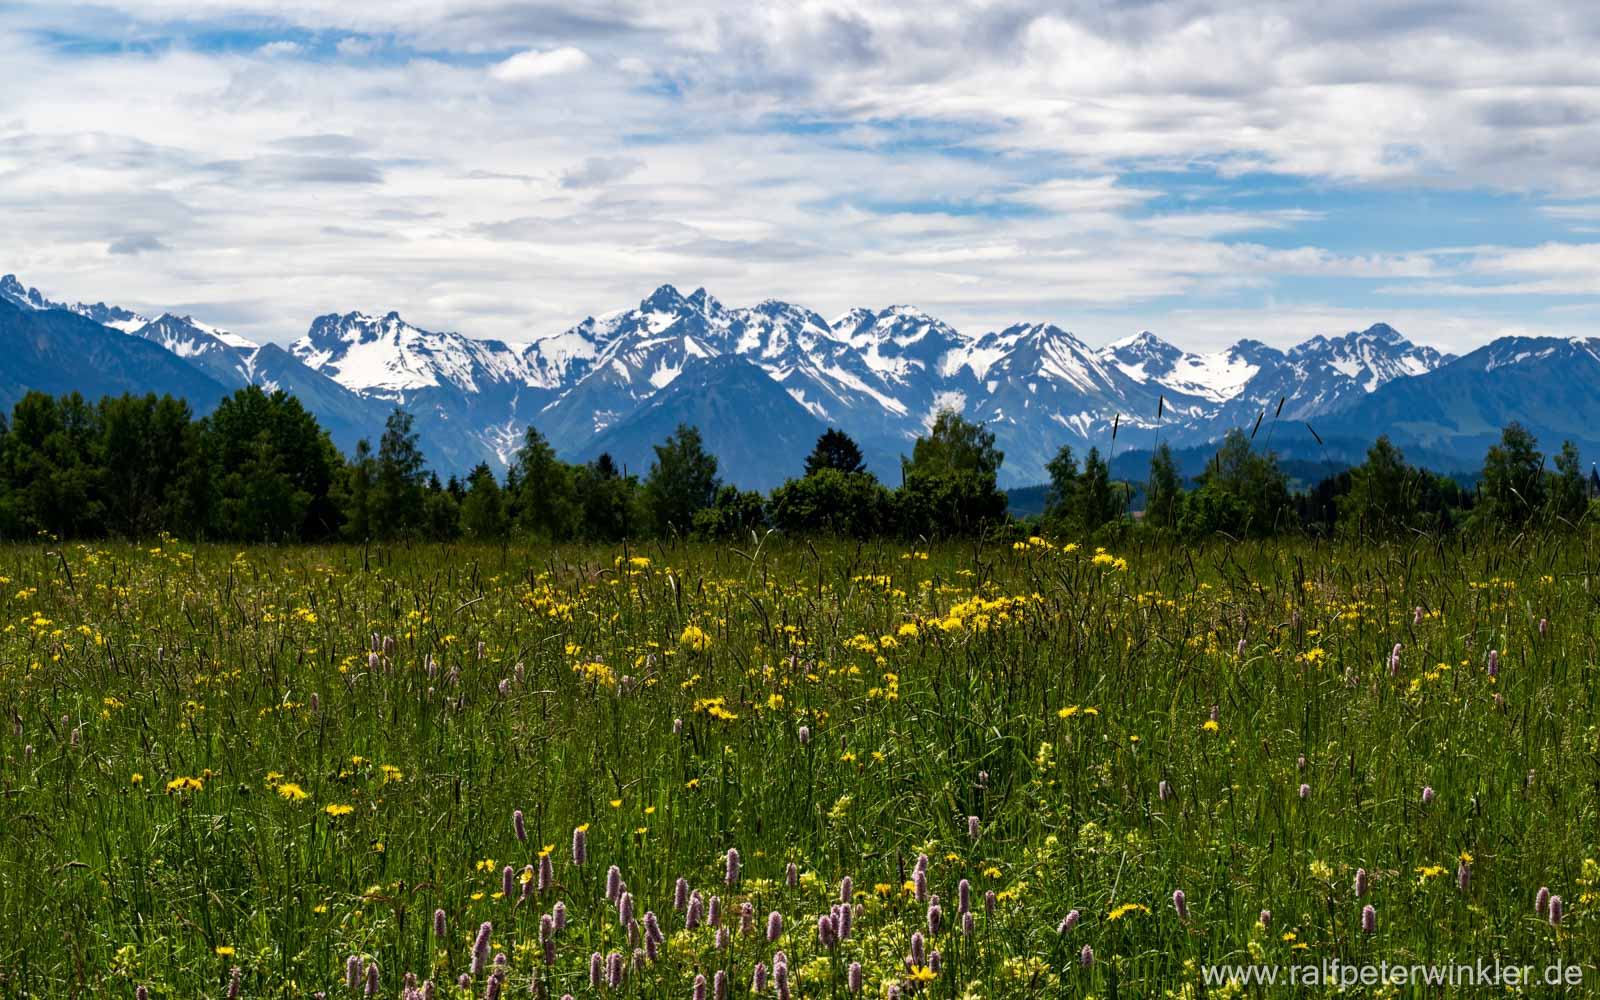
215, 946, 236, 957
130, 773, 143, 785
610, 798, 623, 808
1202, 719, 1220, 733
1107, 902, 1151, 921
324, 804, 355, 817
276, 782, 309, 801
679, 624, 713, 653
907, 967, 936, 983
1416, 865, 1446, 883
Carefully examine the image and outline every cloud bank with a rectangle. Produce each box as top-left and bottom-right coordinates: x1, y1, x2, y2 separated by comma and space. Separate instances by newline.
1, 0, 1597, 350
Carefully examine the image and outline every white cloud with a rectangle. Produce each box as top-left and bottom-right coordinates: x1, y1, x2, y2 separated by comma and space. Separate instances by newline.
336, 36, 378, 57
489, 47, 592, 83
0, 1, 1596, 351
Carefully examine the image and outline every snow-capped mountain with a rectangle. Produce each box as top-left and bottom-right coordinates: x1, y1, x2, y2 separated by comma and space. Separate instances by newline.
2, 273, 148, 332
1291, 323, 1449, 390
2, 270, 1549, 489
534, 286, 918, 464
135, 313, 258, 357
1101, 331, 1261, 405
289, 310, 567, 469
291, 311, 538, 400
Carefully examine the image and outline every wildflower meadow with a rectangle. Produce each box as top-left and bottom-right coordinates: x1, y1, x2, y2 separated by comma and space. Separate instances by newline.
1, 532, 1596, 998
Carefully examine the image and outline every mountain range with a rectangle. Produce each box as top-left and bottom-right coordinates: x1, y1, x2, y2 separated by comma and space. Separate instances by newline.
3, 271, 1595, 489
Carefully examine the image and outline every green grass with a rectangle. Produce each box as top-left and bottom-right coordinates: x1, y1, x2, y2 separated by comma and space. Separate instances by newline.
1, 532, 1597, 998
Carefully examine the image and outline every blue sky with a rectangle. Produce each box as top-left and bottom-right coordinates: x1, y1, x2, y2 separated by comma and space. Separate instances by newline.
2, 1, 1598, 352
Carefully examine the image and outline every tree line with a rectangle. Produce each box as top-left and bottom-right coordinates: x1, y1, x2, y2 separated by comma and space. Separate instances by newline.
0, 386, 1591, 543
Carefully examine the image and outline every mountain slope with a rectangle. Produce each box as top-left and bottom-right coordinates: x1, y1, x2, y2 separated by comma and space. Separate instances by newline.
1321, 337, 1600, 462
0, 298, 230, 413
290, 310, 558, 471
573, 355, 829, 492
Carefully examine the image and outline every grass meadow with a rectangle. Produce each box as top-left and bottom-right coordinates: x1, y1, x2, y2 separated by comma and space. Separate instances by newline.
1, 532, 1596, 998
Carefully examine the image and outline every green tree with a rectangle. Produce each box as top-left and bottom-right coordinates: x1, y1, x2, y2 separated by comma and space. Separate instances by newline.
512, 427, 578, 540
201, 386, 341, 541
0, 391, 105, 538
574, 453, 639, 542
339, 439, 376, 541
1076, 446, 1117, 532
1144, 442, 1183, 534
1043, 445, 1078, 523
644, 424, 720, 535
896, 410, 1007, 536
1478, 422, 1545, 528
460, 463, 508, 540
1338, 436, 1420, 538
423, 474, 462, 541
804, 428, 868, 477
905, 410, 1003, 481
369, 409, 428, 538
1550, 440, 1586, 523
692, 485, 767, 539
94, 394, 193, 538
1189, 429, 1290, 538
769, 467, 890, 538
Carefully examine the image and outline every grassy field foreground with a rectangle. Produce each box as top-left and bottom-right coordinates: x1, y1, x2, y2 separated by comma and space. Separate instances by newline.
0, 534, 1597, 998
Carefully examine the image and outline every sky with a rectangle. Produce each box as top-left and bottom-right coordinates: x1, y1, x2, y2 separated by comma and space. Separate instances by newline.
2, 1, 1599, 353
